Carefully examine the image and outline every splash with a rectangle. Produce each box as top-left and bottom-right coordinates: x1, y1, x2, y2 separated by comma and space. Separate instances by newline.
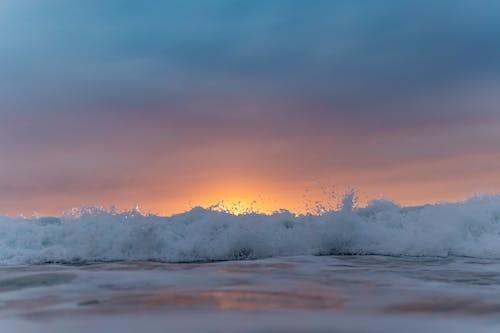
1, 194, 500, 265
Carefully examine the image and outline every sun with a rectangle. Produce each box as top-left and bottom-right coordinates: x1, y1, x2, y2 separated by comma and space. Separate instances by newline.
209, 198, 264, 215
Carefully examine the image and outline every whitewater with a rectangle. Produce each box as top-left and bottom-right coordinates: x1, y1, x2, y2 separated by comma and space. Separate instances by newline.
2, 194, 500, 265
3, 195, 500, 332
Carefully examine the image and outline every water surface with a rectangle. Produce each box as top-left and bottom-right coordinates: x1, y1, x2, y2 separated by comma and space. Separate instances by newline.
1, 255, 500, 332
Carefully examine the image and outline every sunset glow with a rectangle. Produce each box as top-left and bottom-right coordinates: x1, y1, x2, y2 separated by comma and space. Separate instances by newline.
2, 2, 500, 332
1, 1, 500, 216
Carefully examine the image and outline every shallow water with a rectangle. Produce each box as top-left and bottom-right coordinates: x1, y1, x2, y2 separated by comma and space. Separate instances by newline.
1, 255, 500, 332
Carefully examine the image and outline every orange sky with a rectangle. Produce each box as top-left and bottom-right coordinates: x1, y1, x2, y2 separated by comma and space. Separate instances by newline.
2, 1, 500, 216
2, 151, 500, 217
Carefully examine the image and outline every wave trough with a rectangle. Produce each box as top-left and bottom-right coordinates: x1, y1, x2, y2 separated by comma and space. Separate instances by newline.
2, 195, 500, 265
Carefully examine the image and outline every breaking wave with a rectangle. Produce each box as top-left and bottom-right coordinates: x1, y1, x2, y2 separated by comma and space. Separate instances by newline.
2, 194, 500, 265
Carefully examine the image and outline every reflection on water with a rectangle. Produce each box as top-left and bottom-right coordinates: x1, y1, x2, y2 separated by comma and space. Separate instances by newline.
1, 256, 500, 332
386, 297, 500, 315
215, 263, 296, 274
0, 273, 76, 292
107, 289, 342, 312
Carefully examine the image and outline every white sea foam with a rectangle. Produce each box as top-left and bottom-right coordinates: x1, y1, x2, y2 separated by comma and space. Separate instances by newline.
1, 194, 500, 265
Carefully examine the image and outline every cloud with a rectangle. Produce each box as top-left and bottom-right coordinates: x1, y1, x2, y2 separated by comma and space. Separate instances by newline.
1, 0, 500, 213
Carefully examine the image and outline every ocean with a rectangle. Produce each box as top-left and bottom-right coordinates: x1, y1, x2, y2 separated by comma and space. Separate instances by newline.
2, 196, 500, 332
1, 256, 500, 332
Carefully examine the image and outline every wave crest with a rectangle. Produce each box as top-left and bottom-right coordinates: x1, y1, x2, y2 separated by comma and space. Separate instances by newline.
2, 195, 500, 264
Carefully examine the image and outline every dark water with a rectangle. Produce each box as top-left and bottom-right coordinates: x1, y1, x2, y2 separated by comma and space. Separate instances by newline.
1, 255, 500, 332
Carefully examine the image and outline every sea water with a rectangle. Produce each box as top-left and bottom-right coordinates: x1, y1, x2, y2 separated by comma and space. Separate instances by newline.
1, 256, 500, 332
2, 196, 500, 332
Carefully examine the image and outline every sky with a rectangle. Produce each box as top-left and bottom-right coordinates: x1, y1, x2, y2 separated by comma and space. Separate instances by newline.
1, 0, 500, 215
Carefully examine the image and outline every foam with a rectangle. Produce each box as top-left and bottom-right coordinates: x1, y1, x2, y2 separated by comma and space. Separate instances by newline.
1, 195, 500, 265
